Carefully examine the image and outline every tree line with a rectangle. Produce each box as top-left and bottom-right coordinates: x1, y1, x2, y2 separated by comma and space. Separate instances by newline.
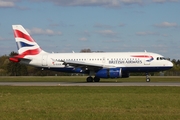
0, 51, 179, 76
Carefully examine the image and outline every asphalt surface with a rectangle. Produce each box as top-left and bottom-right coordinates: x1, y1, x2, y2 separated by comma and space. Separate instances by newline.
0, 82, 180, 86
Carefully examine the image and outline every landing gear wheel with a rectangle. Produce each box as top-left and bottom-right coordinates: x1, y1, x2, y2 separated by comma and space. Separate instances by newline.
86, 77, 93, 82
146, 78, 150, 82
146, 73, 150, 82
94, 77, 100, 82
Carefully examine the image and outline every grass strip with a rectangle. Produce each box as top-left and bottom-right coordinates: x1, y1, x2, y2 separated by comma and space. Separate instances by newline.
0, 86, 180, 120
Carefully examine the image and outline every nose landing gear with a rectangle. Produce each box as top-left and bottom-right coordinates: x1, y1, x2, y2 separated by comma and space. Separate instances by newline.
146, 73, 150, 82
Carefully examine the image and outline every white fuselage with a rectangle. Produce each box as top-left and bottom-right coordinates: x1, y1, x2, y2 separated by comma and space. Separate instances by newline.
22, 52, 173, 73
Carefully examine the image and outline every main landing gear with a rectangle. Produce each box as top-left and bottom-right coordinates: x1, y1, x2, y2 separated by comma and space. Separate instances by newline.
146, 73, 150, 82
86, 76, 100, 82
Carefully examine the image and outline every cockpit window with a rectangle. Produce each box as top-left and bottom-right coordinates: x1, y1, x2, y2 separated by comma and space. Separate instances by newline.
164, 57, 170, 61
157, 57, 170, 61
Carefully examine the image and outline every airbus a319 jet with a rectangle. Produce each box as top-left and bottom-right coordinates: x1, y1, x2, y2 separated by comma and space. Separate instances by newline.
9, 25, 173, 82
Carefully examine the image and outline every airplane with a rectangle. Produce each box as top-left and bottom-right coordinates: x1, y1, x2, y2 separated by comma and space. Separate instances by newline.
9, 25, 173, 82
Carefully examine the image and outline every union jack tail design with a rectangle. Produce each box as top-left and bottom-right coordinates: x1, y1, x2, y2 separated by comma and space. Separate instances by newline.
10, 25, 46, 62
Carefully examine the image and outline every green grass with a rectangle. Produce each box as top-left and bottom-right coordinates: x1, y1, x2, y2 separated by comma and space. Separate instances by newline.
0, 76, 180, 82
0, 86, 180, 120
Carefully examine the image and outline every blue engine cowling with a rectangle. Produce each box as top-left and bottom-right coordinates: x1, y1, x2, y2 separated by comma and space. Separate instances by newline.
95, 68, 122, 78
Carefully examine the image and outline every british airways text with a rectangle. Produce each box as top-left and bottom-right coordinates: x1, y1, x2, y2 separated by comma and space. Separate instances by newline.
109, 60, 142, 64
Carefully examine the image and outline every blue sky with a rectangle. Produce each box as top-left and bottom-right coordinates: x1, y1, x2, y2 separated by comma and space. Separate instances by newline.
0, 0, 180, 59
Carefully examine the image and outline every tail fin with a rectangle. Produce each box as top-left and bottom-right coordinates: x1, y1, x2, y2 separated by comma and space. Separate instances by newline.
10, 25, 47, 63
12, 25, 44, 55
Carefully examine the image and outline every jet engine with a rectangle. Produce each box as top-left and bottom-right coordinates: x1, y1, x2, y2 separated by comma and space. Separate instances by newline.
95, 68, 122, 78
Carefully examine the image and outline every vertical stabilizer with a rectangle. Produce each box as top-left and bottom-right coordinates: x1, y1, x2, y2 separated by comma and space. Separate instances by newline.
10, 25, 47, 63
12, 25, 47, 57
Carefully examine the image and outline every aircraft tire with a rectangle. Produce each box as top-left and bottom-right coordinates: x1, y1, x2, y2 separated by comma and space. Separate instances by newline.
146, 78, 150, 82
94, 77, 100, 82
86, 77, 93, 82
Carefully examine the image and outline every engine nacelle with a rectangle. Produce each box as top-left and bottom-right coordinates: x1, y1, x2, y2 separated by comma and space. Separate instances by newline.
95, 68, 122, 78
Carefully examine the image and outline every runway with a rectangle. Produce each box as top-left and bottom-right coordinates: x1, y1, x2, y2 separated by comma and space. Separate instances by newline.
0, 82, 180, 86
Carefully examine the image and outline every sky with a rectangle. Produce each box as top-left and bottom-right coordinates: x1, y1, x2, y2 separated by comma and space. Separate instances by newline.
0, 0, 180, 59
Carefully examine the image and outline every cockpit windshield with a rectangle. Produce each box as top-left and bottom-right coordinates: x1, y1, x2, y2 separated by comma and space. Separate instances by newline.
156, 57, 170, 61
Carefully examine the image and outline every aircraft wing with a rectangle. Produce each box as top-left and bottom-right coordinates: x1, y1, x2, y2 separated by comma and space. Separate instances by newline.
62, 60, 117, 71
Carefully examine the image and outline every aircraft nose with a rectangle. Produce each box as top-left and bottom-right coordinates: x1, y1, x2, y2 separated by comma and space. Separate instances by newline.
168, 61, 173, 68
